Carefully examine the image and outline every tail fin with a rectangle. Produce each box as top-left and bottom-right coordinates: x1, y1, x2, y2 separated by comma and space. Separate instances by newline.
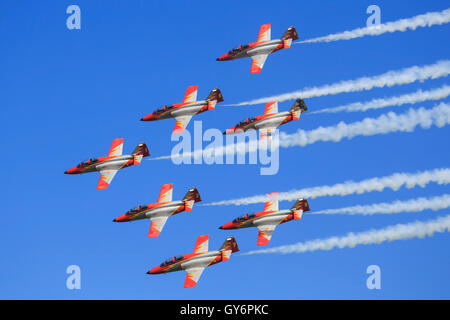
206, 88, 224, 103
281, 26, 299, 48
182, 187, 202, 203
291, 198, 310, 211
281, 26, 299, 41
132, 142, 150, 157
219, 236, 239, 253
290, 99, 307, 120
290, 99, 307, 113
291, 198, 310, 220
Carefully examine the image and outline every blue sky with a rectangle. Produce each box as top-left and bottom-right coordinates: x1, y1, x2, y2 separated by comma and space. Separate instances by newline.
0, 0, 449, 299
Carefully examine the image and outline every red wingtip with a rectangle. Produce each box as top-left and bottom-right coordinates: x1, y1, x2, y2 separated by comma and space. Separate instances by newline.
184, 278, 197, 288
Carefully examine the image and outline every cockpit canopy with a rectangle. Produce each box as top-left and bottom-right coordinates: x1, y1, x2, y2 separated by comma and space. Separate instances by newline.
228, 44, 249, 54
125, 205, 148, 216
76, 158, 98, 168
153, 105, 174, 115
232, 213, 256, 223
160, 255, 184, 267
235, 117, 257, 128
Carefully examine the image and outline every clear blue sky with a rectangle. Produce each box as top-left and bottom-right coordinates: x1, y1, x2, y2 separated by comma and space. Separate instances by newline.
0, 0, 449, 299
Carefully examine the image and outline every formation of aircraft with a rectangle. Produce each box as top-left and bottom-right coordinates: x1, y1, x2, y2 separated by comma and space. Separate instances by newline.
217, 24, 299, 74
223, 99, 308, 140
64, 138, 150, 189
113, 183, 202, 237
147, 235, 239, 288
219, 193, 310, 246
65, 23, 313, 288
141, 85, 224, 135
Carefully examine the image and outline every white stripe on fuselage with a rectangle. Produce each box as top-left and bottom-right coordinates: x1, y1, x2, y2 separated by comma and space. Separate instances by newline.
181, 251, 219, 270
170, 100, 207, 117
244, 209, 292, 228
247, 40, 282, 56
93, 155, 133, 172
254, 111, 290, 130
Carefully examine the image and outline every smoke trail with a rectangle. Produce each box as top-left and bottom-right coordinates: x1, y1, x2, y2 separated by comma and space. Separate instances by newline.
298, 8, 450, 44
310, 85, 450, 115
151, 102, 450, 163
242, 214, 450, 255
312, 194, 450, 216
204, 168, 450, 206
227, 60, 450, 106
280, 102, 450, 148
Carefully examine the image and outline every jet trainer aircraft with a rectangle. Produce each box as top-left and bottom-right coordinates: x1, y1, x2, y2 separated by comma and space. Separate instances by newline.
113, 183, 202, 237
141, 85, 224, 135
219, 193, 310, 246
64, 138, 150, 189
147, 235, 239, 288
216, 24, 299, 74
224, 99, 307, 140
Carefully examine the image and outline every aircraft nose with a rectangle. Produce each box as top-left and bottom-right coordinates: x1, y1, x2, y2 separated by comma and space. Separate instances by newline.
112, 219, 117, 222
148, 266, 161, 274
218, 226, 223, 229
64, 170, 68, 174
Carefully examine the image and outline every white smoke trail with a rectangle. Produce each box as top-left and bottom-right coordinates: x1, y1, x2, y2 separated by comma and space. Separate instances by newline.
280, 102, 450, 148
204, 168, 450, 206
227, 60, 450, 106
151, 103, 450, 161
298, 8, 450, 44
312, 194, 450, 216
310, 85, 450, 115
242, 214, 450, 255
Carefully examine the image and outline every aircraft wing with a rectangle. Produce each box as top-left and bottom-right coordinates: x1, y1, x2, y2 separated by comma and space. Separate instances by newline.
184, 266, 206, 288
148, 215, 169, 237
183, 85, 198, 103
107, 138, 124, 157
257, 23, 271, 43
97, 169, 119, 189
263, 192, 279, 212
193, 234, 209, 254
264, 101, 278, 115
173, 115, 193, 135
256, 224, 278, 246
250, 54, 269, 74
157, 183, 173, 203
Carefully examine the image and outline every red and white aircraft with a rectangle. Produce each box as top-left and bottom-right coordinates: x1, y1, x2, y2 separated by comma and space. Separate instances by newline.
148, 235, 239, 288
223, 99, 307, 140
113, 183, 202, 237
64, 138, 150, 189
141, 85, 224, 135
219, 193, 310, 246
217, 24, 299, 74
